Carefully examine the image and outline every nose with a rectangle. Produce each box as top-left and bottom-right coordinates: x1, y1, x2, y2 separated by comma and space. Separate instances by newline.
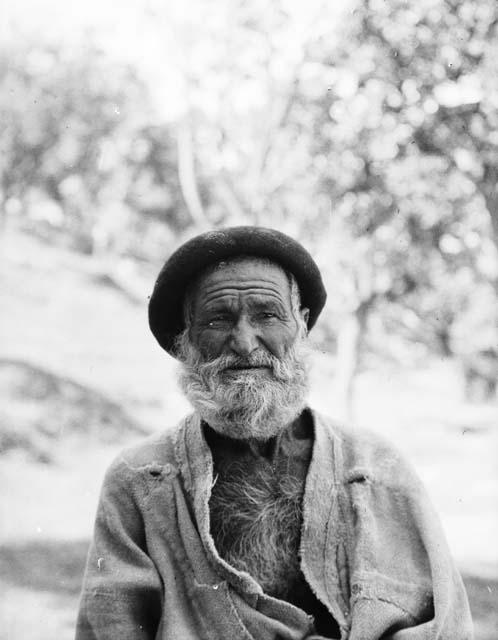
229, 317, 259, 356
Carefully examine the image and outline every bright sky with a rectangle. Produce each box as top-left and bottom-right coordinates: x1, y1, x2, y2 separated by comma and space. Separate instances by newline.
3, 0, 352, 120
2, 0, 350, 56
3, 0, 185, 117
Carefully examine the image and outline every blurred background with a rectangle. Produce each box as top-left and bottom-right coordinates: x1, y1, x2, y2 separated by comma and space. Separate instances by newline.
1, 0, 497, 637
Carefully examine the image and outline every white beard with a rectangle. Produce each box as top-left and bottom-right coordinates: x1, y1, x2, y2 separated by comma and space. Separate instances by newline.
176, 331, 311, 441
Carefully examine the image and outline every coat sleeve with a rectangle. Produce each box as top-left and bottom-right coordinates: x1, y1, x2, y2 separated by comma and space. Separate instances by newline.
75, 457, 163, 640
342, 432, 474, 640
389, 481, 474, 640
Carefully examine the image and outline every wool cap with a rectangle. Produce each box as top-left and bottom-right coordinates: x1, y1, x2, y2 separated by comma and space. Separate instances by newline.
148, 226, 327, 356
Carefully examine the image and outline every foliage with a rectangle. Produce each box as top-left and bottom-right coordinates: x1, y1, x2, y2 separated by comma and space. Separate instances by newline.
0, 43, 190, 259
306, 0, 498, 359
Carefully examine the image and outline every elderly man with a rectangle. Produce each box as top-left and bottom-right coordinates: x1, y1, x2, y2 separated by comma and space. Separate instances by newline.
76, 227, 473, 640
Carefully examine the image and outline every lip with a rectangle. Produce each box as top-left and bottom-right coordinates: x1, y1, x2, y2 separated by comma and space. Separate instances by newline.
223, 365, 270, 373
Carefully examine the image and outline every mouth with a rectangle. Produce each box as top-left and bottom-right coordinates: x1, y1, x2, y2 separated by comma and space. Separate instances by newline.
223, 365, 271, 373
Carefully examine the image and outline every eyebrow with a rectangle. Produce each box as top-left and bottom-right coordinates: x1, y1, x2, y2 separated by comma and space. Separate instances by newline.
250, 299, 284, 311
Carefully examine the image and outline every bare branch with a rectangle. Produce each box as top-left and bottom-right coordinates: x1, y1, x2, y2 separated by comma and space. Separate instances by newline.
177, 117, 208, 229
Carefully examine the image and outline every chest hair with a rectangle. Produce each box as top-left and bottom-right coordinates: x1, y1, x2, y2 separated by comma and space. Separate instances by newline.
209, 459, 305, 599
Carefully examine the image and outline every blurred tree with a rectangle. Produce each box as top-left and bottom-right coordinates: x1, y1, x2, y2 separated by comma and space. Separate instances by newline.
145, 0, 331, 232
0, 41, 190, 259
302, 0, 498, 416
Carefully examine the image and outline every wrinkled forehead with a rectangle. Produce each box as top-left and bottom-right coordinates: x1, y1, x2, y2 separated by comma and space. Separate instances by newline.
186, 255, 292, 311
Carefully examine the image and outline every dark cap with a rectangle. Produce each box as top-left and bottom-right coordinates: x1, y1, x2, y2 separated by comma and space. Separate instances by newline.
148, 226, 327, 356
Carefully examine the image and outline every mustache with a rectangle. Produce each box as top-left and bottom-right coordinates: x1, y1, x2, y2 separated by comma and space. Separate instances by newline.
214, 350, 276, 371
194, 348, 292, 383
175, 329, 313, 388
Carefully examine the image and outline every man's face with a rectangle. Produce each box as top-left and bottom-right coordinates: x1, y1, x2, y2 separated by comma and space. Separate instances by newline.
176, 257, 311, 441
188, 257, 309, 363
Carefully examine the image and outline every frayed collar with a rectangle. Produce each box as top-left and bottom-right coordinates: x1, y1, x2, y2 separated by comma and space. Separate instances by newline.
173, 409, 348, 627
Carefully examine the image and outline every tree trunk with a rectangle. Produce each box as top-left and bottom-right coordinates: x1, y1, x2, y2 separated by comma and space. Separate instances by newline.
177, 117, 207, 230
478, 165, 498, 300
334, 302, 371, 424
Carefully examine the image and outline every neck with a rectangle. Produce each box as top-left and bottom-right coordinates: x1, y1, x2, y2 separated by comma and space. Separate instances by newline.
241, 412, 307, 460
246, 437, 276, 459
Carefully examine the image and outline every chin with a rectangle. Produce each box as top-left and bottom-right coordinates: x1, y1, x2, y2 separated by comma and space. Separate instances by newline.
201, 402, 305, 442
221, 367, 272, 382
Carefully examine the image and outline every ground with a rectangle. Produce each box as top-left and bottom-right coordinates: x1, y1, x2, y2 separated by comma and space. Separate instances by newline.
1, 230, 497, 639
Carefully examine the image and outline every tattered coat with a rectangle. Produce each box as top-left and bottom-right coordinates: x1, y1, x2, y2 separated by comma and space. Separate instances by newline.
76, 410, 473, 639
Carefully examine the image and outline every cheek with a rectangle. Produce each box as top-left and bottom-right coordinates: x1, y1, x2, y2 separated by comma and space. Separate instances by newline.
193, 329, 227, 359
260, 324, 298, 356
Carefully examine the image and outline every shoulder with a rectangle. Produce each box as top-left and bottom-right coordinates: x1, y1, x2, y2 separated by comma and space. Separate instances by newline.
102, 422, 183, 492
114, 428, 177, 467
312, 410, 424, 494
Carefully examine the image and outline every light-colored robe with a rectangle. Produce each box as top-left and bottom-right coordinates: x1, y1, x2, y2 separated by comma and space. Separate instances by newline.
76, 409, 473, 639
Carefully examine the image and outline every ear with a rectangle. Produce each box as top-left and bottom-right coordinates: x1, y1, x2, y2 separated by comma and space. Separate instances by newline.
300, 307, 310, 328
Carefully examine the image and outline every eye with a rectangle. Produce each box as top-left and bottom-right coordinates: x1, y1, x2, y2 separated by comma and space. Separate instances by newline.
256, 311, 278, 320
206, 314, 231, 327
